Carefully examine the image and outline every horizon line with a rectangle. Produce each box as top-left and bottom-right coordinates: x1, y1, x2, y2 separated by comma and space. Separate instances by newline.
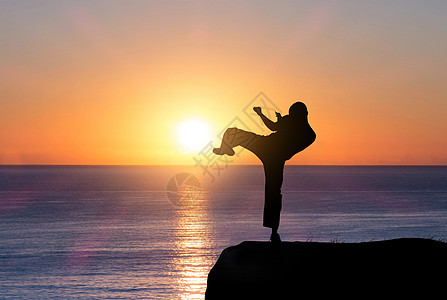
1, 164, 446, 167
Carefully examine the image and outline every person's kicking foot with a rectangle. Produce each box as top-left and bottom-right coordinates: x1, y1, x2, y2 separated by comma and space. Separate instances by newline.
213, 147, 235, 156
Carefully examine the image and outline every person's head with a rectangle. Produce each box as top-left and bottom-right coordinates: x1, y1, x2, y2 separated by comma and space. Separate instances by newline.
289, 102, 308, 118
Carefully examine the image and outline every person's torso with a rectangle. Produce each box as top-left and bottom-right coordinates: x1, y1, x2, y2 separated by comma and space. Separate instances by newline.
272, 116, 316, 160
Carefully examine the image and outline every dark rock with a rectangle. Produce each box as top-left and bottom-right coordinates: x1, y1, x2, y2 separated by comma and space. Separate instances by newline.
206, 238, 447, 299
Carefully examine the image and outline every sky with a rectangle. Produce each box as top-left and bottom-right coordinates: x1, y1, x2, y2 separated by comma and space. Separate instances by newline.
1, 0, 447, 165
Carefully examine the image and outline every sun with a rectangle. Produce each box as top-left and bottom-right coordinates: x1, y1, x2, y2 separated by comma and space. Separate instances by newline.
177, 119, 212, 152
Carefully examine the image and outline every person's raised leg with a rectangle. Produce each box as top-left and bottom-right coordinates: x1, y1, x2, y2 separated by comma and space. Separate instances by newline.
214, 127, 259, 156
213, 127, 237, 156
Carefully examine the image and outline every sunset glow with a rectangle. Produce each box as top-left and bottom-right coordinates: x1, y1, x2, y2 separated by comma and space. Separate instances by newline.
1, 1, 446, 165
177, 119, 212, 153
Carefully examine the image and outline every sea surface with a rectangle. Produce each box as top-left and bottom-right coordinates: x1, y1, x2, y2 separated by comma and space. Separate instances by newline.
1, 165, 447, 299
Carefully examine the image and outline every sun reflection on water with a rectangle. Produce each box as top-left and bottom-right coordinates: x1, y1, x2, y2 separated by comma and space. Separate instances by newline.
170, 189, 217, 299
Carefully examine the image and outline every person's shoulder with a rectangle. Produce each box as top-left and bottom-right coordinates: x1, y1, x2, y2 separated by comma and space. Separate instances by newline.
279, 115, 290, 123
276, 115, 290, 129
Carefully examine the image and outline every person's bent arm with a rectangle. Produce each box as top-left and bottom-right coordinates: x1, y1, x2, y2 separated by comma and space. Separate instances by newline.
253, 107, 278, 131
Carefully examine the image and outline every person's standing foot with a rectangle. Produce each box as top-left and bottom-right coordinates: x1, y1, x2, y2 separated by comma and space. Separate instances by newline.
270, 230, 281, 243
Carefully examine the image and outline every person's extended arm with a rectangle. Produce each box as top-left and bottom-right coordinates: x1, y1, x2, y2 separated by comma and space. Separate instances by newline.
253, 107, 279, 131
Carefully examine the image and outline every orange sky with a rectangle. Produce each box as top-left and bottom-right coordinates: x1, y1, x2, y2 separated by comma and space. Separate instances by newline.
1, 1, 447, 165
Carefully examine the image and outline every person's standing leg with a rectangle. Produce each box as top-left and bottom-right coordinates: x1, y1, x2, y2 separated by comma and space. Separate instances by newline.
262, 160, 285, 243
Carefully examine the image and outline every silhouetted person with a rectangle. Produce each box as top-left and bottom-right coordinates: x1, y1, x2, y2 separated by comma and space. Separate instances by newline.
213, 102, 316, 243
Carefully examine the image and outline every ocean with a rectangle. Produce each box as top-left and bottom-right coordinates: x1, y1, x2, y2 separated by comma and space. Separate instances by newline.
1, 165, 446, 299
